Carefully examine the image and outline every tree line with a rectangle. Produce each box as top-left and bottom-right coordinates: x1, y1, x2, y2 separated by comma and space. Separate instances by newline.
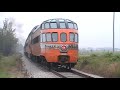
0, 18, 18, 56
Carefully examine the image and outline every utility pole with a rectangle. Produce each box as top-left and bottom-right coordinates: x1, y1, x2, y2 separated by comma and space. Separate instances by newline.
113, 12, 115, 52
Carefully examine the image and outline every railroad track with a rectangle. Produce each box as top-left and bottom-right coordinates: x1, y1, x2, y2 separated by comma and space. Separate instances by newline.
51, 68, 103, 78
24, 55, 103, 78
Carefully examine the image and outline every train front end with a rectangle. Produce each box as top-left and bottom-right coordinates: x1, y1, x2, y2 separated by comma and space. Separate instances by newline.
40, 19, 79, 69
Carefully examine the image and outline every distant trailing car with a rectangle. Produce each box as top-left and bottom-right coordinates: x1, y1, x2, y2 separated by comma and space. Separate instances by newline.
24, 18, 79, 70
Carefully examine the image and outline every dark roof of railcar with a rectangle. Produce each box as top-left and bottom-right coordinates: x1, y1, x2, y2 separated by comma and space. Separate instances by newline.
42, 18, 76, 24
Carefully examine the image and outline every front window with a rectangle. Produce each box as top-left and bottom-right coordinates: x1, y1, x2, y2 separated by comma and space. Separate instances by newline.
52, 32, 58, 42
70, 32, 74, 42
42, 33, 46, 42
50, 22, 57, 28
61, 33, 67, 42
75, 33, 78, 42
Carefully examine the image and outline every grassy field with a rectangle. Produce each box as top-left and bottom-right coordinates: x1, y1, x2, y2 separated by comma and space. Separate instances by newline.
75, 52, 120, 77
0, 53, 25, 78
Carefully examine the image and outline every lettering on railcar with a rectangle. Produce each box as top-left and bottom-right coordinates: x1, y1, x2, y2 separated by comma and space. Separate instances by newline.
43, 44, 78, 49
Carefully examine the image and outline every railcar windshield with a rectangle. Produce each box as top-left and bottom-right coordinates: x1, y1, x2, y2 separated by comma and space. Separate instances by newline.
41, 19, 78, 30
59, 22, 66, 28
50, 22, 57, 28
46, 33, 51, 42
68, 22, 74, 29
45, 23, 50, 29
75, 33, 78, 42
69, 33, 78, 42
70, 32, 74, 42
74, 23, 78, 30
61, 33, 67, 42
52, 32, 58, 42
42, 33, 46, 42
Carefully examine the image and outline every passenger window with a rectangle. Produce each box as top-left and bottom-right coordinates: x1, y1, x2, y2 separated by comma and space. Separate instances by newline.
46, 33, 51, 42
50, 22, 57, 28
61, 33, 67, 42
52, 32, 58, 42
70, 33, 74, 42
45, 23, 50, 29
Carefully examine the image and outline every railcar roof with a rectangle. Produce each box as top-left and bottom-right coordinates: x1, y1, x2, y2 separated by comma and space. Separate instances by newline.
42, 18, 76, 23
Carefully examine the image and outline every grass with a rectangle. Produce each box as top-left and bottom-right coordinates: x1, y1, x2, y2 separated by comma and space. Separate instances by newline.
75, 52, 120, 77
0, 53, 24, 78
0, 71, 10, 78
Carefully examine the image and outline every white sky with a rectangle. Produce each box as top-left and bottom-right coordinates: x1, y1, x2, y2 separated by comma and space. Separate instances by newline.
0, 12, 120, 49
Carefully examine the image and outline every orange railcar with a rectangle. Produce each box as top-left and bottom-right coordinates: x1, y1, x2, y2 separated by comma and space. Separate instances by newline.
24, 18, 79, 69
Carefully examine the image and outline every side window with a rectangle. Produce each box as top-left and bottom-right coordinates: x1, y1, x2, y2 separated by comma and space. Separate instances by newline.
68, 22, 74, 29
40, 34, 42, 42
52, 32, 58, 42
46, 33, 51, 42
59, 22, 66, 28
41, 23, 44, 29
50, 22, 57, 28
39, 34, 41, 42
75, 33, 78, 42
32, 36, 39, 44
30, 36, 32, 43
70, 32, 74, 42
61, 33, 67, 42
37, 36, 39, 43
42, 33, 46, 42
74, 23, 78, 30
45, 23, 50, 29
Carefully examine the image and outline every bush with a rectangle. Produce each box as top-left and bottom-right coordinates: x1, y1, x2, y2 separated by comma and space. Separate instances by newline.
90, 54, 98, 57
104, 52, 113, 57
111, 54, 120, 62
80, 59, 90, 69
75, 52, 120, 77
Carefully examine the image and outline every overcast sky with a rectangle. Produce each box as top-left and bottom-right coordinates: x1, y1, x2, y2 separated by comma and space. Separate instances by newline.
0, 12, 120, 49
